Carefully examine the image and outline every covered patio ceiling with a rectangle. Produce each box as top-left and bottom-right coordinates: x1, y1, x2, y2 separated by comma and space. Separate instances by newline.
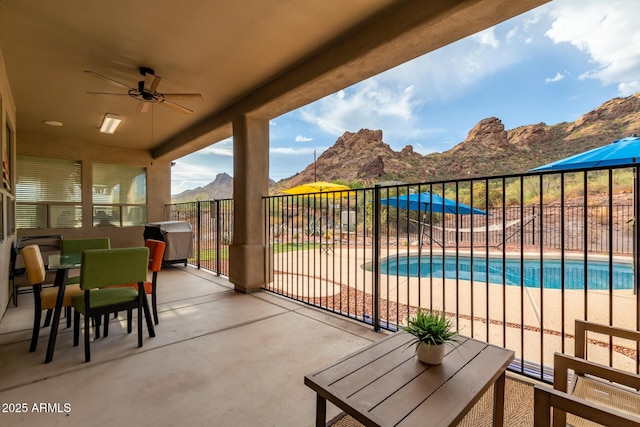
0, 0, 548, 162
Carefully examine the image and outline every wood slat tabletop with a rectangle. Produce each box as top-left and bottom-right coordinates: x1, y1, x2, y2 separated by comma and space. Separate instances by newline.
305, 332, 515, 427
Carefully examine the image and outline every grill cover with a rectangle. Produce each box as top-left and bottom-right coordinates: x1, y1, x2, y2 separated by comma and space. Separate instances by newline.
144, 221, 194, 264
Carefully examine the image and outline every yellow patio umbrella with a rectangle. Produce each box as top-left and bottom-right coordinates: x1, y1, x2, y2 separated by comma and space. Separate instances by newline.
282, 181, 351, 195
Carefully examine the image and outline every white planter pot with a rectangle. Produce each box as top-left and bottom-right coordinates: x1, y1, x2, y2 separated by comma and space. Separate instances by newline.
416, 342, 445, 365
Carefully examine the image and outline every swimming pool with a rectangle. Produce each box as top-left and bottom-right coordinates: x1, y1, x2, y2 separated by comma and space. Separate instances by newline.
378, 255, 634, 290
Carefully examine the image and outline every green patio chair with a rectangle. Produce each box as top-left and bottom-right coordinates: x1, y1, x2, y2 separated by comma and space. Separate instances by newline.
72, 247, 155, 362
61, 238, 111, 338
60, 237, 110, 284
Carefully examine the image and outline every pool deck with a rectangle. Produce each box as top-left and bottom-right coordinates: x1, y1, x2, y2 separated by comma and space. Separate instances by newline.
270, 246, 638, 372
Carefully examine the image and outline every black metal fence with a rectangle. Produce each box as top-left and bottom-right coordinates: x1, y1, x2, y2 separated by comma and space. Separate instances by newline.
263, 167, 640, 383
168, 166, 640, 383
166, 199, 233, 276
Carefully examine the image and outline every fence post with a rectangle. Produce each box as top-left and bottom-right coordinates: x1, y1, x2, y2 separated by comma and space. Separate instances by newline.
634, 167, 639, 298
197, 201, 201, 269
216, 199, 221, 275
373, 185, 381, 332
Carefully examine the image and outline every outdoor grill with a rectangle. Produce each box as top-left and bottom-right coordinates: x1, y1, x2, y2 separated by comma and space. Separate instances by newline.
144, 221, 194, 267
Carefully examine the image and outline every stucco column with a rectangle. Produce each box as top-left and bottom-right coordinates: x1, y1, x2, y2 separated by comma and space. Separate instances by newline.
229, 115, 270, 293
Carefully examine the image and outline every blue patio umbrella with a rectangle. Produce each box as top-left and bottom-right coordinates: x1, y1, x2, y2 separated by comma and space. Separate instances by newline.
531, 136, 640, 171
531, 136, 640, 292
380, 191, 487, 215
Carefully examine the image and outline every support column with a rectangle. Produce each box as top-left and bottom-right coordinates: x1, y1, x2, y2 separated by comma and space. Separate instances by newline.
229, 115, 270, 293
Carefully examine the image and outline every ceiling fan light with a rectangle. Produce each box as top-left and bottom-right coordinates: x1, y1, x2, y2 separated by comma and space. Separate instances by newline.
100, 113, 122, 134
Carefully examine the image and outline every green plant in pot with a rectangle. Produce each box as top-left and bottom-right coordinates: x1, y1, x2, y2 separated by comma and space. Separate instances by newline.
403, 309, 458, 365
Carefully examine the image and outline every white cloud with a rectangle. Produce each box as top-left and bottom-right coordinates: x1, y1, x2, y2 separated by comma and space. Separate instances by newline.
545, 72, 565, 83
270, 146, 325, 155
299, 78, 418, 138
472, 28, 499, 48
295, 135, 313, 142
198, 138, 233, 156
296, 24, 523, 148
619, 81, 640, 95
545, 0, 640, 95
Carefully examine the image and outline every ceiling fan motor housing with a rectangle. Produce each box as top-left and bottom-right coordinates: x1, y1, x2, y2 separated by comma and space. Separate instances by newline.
137, 80, 156, 100
139, 66, 155, 76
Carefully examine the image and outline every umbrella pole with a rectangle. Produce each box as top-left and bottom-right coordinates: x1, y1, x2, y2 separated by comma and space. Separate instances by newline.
634, 167, 639, 296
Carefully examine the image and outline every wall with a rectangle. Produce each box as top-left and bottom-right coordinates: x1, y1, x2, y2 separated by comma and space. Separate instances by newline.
0, 47, 17, 318
16, 132, 172, 248
4, 79, 172, 315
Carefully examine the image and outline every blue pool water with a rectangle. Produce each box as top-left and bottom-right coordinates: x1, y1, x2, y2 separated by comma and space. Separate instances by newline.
379, 255, 634, 290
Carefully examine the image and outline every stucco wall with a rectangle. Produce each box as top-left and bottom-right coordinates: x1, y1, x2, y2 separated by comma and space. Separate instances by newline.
0, 47, 17, 317
16, 132, 172, 248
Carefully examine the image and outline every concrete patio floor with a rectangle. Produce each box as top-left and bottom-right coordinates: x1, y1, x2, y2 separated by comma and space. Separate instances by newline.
0, 266, 384, 426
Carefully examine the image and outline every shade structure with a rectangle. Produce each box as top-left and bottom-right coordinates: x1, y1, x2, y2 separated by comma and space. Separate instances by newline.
380, 191, 487, 215
282, 181, 351, 195
531, 136, 640, 171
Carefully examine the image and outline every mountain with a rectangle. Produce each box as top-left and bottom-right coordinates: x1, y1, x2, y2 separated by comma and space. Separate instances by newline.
175, 92, 640, 200
274, 92, 640, 190
172, 172, 234, 203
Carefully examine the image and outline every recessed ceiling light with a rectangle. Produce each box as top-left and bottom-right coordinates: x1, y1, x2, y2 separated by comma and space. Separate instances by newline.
43, 120, 63, 127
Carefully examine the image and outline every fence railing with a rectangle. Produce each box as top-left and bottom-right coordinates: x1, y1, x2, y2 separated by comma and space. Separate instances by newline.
168, 166, 640, 383
166, 199, 233, 276
262, 166, 640, 383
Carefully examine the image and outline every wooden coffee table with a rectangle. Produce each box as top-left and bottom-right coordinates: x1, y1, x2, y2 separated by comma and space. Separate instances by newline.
305, 332, 515, 427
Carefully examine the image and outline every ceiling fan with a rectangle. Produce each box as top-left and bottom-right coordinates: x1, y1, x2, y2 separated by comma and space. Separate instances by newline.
85, 67, 203, 114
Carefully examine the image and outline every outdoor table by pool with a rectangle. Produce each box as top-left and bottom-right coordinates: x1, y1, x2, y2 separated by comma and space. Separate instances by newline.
304, 332, 515, 427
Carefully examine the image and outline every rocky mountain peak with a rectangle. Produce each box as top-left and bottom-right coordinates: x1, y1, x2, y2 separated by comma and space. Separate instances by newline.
568, 93, 640, 133
450, 117, 509, 154
507, 123, 548, 149
334, 129, 386, 150
174, 91, 640, 202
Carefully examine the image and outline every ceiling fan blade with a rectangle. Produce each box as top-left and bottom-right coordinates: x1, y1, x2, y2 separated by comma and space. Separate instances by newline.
84, 71, 131, 89
137, 101, 150, 113
143, 73, 161, 93
159, 99, 193, 114
149, 75, 161, 93
162, 93, 204, 101
86, 91, 130, 96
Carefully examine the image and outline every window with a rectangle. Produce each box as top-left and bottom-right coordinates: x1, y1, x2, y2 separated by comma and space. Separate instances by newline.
7, 196, 14, 235
16, 156, 82, 229
4, 116, 13, 193
92, 163, 146, 227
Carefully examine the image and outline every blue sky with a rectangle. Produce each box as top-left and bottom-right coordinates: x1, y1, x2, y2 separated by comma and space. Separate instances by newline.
171, 0, 640, 195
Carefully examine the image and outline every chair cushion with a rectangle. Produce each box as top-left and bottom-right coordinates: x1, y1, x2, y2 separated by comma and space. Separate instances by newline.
110, 281, 153, 294
40, 284, 82, 310
71, 288, 138, 314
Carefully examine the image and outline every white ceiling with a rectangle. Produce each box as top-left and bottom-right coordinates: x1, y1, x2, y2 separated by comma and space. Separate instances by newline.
0, 0, 548, 161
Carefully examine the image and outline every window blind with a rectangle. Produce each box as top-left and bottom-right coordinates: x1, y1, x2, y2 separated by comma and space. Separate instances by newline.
92, 163, 146, 204
16, 156, 82, 202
